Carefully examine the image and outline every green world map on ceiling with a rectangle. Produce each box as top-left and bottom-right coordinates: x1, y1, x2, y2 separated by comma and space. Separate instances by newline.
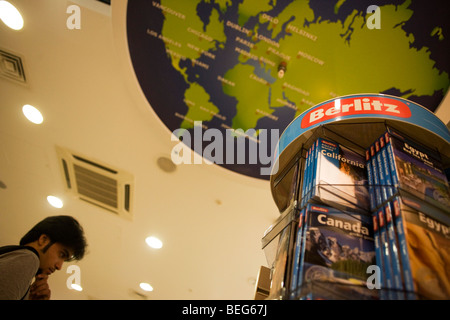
127, 0, 449, 179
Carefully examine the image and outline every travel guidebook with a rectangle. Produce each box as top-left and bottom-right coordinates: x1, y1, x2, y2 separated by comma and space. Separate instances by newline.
392, 194, 450, 299
292, 203, 376, 299
305, 138, 370, 212
384, 129, 450, 209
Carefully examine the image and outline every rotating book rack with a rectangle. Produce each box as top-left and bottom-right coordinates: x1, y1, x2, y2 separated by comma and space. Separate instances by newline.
262, 93, 450, 300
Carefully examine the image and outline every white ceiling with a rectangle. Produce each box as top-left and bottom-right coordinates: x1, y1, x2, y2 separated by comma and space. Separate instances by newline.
0, 0, 448, 300
0, 0, 280, 300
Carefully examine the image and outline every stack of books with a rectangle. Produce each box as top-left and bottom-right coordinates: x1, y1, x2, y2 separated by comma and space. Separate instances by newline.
367, 128, 450, 299
287, 129, 450, 299
289, 137, 376, 299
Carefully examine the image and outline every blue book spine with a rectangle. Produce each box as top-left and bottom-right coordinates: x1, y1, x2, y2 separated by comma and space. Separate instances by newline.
378, 207, 395, 299
384, 201, 405, 299
371, 144, 382, 207
384, 132, 399, 193
375, 139, 388, 203
366, 149, 375, 211
309, 139, 319, 203
300, 148, 309, 207
380, 135, 394, 199
307, 143, 315, 203
290, 209, 305, 298
392, 197, 417, 300
303, 146, 312, 206
372, 211, 386, 299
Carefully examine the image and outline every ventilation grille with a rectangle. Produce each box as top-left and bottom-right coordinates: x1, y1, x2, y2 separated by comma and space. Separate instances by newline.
0, 49, 26, 84
56, 146, 134, 220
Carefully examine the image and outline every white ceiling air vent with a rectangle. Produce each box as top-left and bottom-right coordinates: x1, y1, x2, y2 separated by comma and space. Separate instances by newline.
56, 146, 134, 220
0, 48, 26, 84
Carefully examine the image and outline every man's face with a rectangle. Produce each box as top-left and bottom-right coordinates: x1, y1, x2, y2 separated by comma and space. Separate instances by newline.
37, 235, 73, 275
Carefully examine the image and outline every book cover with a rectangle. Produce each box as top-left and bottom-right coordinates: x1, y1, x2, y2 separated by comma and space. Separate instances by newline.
387, 129, 450, 209
392, 195, 450, 300
311, 138, 370, 212
297, 203, 375, 297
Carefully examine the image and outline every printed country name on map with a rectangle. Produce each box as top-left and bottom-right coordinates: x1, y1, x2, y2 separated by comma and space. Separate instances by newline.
235, 47, 276, 67
226, 20, 280, 48
152, 1, 185, 20
286, 24, 318, 41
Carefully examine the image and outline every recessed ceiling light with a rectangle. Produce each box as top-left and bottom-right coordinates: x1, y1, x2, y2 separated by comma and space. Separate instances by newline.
139, 282, 153, 292
0, 1, 24, 30
71, 283, 83, 291
22, 104, 43, 124
145, 236, 163, 249
47, 195, 63, 208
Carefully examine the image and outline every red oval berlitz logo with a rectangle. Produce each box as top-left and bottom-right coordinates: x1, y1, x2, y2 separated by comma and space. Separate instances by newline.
301, 96, 412, 129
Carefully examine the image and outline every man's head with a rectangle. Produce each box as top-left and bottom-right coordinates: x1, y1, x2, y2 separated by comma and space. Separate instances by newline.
20, 215, 87, 275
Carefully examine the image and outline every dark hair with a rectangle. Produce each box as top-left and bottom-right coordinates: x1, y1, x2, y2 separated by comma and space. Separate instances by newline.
20, 215, 87, 261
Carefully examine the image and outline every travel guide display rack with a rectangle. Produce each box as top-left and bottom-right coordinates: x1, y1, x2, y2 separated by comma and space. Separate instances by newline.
262, 93, 450, 300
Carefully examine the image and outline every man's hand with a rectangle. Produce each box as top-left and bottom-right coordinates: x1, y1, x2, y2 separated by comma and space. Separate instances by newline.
29, 274, 51, 300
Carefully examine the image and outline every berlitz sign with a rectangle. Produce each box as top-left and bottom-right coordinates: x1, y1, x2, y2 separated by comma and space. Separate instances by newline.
273, 94, 450, 166
301, 96, 412, 129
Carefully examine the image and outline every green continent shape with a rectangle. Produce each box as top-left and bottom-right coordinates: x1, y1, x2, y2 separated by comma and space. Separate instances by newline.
160, 0, 225, 78
181, 82, 220, 129
237, 0, 273, 26
160, 0, 226, 129
229, 0, 449, 129
222, 64, 271, 130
